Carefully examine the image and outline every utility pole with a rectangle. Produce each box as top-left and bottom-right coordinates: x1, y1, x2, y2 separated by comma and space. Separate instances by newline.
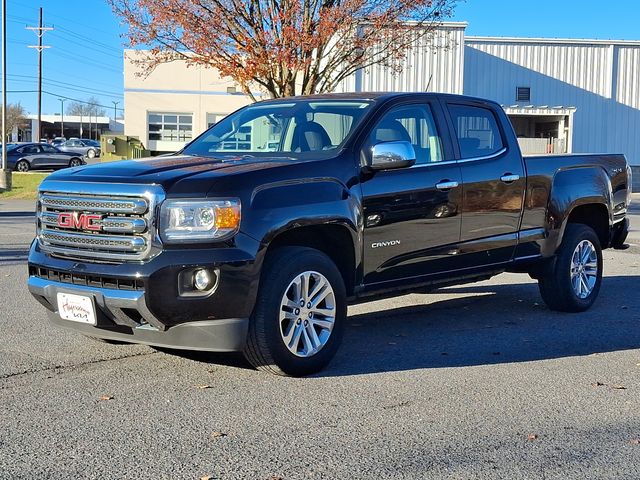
0, 0, 9, 192
58, 98, 64, 138
27, 7, 52, 142
111, 101, 119, 121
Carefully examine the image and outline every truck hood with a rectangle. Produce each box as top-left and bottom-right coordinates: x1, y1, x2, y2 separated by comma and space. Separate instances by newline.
47, 154, 295, 191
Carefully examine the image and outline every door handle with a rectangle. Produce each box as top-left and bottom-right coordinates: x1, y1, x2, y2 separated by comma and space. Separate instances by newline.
500, 174, 520, 183
435, 180, 459, 191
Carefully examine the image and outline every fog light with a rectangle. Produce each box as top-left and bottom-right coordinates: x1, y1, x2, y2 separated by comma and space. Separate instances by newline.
193, 269, 212, 291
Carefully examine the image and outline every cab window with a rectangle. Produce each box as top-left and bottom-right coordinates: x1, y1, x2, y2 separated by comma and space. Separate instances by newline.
448, 104, 504, 159
368, 104, 444, 165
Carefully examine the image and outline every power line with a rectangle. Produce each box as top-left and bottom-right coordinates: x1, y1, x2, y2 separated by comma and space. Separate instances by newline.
5, 89, 124, 112
8, 0, 120, 38
26, 7, 52, 140
7, 74, 124, 99
48, 49, 122, 75
42, 91, 124, 112
54, 25, 122, 54
6, 73, 123, 93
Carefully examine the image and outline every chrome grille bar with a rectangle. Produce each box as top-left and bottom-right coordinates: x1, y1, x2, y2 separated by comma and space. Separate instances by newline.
39, 212, 148, 234
40, 230, 147, 252
40, 194, 148, 214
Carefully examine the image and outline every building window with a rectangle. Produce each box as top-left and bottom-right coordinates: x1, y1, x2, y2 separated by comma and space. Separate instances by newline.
148, 112, 193, 142
516, 87, 531, 102
206, 113, 226, 128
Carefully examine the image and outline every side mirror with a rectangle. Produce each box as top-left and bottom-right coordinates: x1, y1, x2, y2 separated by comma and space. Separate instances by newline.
369, 141, 416, 170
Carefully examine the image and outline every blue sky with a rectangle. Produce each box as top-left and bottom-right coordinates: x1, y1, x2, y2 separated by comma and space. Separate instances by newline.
5, 0, 640, 115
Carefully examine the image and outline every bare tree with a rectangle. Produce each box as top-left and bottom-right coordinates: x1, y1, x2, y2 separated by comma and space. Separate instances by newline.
2, 103, 27, 141
65, 97, 106, 117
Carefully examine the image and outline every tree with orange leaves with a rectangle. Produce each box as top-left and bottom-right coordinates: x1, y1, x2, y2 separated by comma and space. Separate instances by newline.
110, 0, 458, 100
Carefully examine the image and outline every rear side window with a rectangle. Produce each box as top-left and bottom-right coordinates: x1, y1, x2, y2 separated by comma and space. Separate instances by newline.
448, 104, 504, 159
20, 145, 40, 154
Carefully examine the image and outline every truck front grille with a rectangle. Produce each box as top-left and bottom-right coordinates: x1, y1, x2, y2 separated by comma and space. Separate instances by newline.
36, 182, 164, 263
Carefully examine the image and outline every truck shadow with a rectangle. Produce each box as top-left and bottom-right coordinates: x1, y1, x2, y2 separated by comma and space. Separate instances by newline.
172, 274, 640, 377
324, 274, 640, 377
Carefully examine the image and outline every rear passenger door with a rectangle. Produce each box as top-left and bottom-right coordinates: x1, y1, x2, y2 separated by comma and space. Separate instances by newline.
21, 145, 43, 167
360, 100, 463, 286
444, 101, 526, 265
40, 144, 69, 168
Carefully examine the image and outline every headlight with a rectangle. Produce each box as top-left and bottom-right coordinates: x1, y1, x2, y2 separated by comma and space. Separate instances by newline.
159, 199, 241, 242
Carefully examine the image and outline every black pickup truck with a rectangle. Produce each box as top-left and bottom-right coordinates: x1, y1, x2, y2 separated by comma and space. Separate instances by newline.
28, 93, 632, 376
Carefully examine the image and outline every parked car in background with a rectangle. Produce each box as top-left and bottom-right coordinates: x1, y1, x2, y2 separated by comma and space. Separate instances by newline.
6, 143, 85, 172
58, 138, 101, 159
51, 137, 66, 147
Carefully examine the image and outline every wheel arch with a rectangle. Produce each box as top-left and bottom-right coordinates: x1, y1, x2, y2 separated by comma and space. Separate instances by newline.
546, 166, 613, 253
262, 222, 358, 297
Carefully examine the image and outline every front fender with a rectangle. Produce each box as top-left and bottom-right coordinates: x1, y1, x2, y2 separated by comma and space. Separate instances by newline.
239, 176, 362, 271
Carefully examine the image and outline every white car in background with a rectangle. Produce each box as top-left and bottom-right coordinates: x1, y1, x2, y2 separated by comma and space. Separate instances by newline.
57, 138, 101, 159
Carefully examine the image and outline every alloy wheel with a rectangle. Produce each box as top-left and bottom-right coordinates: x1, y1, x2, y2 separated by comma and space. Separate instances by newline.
279, 271, 336, 358
570, 239, 598, 299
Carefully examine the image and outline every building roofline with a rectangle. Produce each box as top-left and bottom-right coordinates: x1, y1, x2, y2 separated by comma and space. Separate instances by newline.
466, 35, 640, 47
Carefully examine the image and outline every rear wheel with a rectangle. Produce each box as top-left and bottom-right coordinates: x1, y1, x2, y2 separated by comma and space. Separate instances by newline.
86, 149, 96, 159
69, 158, 83, 167
243, 247, 346, 376
538, 224, 603, 312
15, 160, 29, 172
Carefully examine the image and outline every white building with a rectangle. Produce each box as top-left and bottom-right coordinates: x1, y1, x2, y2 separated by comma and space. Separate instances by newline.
123, 22, 640, 185
18, 114, 123, 142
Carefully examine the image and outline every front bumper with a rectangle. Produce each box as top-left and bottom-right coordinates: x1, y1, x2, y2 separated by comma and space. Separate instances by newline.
28, 232, 263, 351
28, 275, 249, 351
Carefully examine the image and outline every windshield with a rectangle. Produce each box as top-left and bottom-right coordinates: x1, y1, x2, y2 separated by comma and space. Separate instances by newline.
183, 99, 372, 159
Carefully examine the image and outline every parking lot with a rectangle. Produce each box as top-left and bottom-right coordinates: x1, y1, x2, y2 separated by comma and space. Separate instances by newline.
1, 197, 639, 479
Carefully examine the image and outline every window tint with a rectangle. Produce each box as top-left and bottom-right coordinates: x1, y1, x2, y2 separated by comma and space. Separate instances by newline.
21, 145, 40, 154
41, 145, 57, 153
368, 104, 444, 164
448, 104, 504, 159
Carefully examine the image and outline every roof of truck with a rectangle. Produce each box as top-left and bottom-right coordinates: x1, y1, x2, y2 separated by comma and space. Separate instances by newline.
255, 91, 497, 105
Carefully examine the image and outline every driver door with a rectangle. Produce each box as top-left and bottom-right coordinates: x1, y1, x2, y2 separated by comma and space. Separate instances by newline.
360, 101, 463, 286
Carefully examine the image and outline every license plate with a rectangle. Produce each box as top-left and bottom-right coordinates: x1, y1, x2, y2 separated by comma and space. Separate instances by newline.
57, 293, 96, 325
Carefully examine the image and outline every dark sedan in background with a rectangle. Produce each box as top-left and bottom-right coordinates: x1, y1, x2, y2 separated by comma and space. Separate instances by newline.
6, 143, 85, 172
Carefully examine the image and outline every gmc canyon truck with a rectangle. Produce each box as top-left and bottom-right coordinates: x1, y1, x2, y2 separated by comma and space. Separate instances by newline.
28, 93, 632, 376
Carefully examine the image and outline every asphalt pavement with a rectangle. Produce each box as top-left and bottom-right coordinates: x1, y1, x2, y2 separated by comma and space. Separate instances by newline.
0, 196, 639, 479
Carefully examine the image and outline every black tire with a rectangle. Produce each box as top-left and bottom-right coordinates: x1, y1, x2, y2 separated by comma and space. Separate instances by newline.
243, 247, 347, 376
538, 224, 603, 312
15, 159, 29, 172
69, 158, 83, 168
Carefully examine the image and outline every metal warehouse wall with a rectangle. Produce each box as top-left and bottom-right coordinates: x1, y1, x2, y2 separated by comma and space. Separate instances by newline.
336, 23, 466, 95
464, 37, 640, 168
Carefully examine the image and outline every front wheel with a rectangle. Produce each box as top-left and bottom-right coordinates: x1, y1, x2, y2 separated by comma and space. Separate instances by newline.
86, 149, 96, 159
243, 247, 347, 376
538, 224, 603, 312
15, 160, 29, 172
69, 158, 83, 167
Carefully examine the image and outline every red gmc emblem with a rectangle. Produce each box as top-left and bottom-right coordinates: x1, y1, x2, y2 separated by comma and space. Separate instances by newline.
57, 212, 102, 231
